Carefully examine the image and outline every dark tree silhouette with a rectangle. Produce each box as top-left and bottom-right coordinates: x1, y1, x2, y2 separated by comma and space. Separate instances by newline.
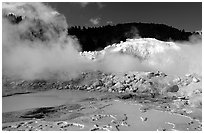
68, 22, 193, 51
4, 13, 194, 51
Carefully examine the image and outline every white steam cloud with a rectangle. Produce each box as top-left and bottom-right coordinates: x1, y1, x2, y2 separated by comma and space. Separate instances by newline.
2, 2, 202, 81
2, 2, 94, 80
97, 38, 202, 76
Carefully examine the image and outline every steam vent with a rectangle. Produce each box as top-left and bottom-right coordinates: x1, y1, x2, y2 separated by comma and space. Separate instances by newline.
2, 2, 202, 131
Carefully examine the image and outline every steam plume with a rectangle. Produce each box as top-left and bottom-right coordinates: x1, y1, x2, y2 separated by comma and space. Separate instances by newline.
2, 2, 202, 81
2, 2, 93, 80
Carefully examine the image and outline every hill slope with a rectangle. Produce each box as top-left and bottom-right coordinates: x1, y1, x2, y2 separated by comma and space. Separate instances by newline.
68, 23, 193, 51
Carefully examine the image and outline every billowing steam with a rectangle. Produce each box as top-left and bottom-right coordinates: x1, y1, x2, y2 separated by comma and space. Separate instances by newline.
2, 2, 202, 81
97, 37, 202, 76
2, 2, 94, 80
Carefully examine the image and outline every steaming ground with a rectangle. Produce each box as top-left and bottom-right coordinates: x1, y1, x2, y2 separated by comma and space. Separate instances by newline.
2, 2, 202, 80
2, 2, 93, 80
81, 38, 202, 76
2, 2, 202, 131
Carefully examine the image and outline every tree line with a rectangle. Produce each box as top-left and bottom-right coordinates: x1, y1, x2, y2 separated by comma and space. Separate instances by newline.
68, 22, 193, 51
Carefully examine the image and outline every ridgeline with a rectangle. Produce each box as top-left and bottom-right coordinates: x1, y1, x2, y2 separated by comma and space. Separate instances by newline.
68, 22, 194, 51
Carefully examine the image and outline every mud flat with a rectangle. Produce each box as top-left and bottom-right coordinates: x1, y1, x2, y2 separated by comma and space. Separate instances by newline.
2, 89, 202, 131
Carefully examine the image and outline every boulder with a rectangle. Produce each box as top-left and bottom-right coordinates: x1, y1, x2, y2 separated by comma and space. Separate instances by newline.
166, 85, 179, 92
114, 82, 124, 89
192, 77, 200, 83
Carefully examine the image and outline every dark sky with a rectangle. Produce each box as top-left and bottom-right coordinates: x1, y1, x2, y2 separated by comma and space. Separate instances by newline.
47, 2, 202, 32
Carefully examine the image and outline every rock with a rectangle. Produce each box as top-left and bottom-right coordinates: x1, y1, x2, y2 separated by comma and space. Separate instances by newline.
139, 106, 151, 113
129, 87, 133, 92
58, 87, 63, 90
146, 72, 155, 79
104, 81, 114, 88
166, 85, 179, 92
192, 77, 200, 83
193, 89, 202, 95
114, 82, 123, 89
173, 77, 181, 83
118, 94, 133, 99
108, 88, 112, 92
140, 117, 148, 122
125, 88, 130, 92
132, 89, 138, 93
185, 74, 191, 77
183, 82, 190, 86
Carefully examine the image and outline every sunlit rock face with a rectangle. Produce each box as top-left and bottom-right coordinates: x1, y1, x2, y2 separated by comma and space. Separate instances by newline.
80, 38, 180, 60
106, 38, 181, 60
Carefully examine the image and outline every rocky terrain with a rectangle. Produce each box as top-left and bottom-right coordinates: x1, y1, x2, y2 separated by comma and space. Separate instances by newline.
2, 2, 202, 131
2, 70, 202, 131
2, 37, 202, 130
